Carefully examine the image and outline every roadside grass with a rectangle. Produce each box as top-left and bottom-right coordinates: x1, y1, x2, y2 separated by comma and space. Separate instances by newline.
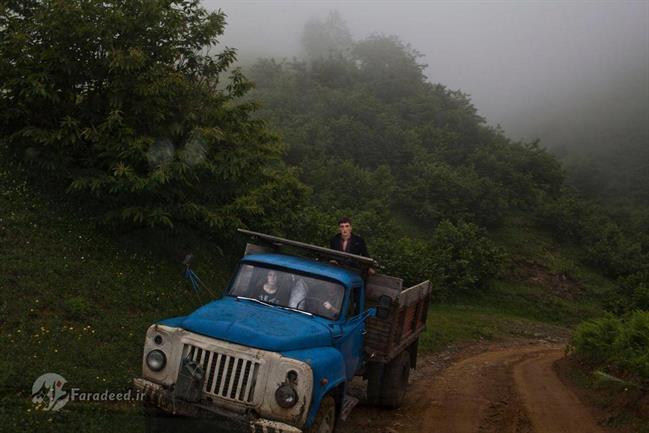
469, 279, 604, 325
2, 400, 146, 433
0, 163, 233, 432
419, 301, 571, 353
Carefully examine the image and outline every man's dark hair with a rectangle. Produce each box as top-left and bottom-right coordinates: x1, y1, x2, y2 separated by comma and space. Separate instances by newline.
338, 217, 352, 225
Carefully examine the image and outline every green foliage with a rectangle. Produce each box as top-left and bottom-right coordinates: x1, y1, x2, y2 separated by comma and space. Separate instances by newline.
571, 315, 622, 363
540, 193, 648, 314
537, 193, 597, 240
230, 167, 311, 237
399, 160, 507, 227
584, 222, 643, 276
620, 270, 649, 311
300, 159, 396, 211
375, 221, 503, 295
0, 0, 303, 234
613, 311, 649, 379
429, 221, 504, 294
572, 311, 649, 380
471, 137, 564, 207
539, 193, 646, 280
373, 236, 437, 289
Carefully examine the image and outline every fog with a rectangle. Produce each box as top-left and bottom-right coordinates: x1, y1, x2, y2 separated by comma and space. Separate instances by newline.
204, 1, 648, 151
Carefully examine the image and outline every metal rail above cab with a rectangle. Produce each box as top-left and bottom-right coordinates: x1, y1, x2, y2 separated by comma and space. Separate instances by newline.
238, 228, 379, 271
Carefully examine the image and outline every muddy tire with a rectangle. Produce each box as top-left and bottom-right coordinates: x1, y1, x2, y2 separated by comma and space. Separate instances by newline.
305, 394, 336, 433
366, 361, 384, 405
380, 350, 410, 409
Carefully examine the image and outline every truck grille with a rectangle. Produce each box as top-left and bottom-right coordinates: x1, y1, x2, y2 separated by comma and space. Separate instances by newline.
182, 344, 261, 404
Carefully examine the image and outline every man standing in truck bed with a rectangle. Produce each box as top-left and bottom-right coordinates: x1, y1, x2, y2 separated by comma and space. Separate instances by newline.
330, 217, 369, 257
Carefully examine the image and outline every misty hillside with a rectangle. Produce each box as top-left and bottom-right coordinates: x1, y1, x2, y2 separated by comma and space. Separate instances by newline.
217, 2, 649, 206
506, 61, 649, 203
241, 12, 647, 291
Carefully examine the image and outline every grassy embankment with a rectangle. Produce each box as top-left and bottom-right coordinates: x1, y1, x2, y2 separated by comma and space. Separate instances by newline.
1, 162, 616, 432
557, 357, 649, 433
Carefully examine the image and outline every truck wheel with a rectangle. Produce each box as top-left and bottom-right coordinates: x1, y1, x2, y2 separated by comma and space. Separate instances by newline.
305, 394, 336, 433
366, 361, 383, 405
409, 338, 419, 368
380, 350, 410, 409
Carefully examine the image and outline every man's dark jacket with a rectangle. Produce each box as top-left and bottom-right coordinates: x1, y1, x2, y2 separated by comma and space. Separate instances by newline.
329, 233, 369, 257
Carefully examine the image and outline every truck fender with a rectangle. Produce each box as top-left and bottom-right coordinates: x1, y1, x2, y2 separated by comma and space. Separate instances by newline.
281, 347, 347, 428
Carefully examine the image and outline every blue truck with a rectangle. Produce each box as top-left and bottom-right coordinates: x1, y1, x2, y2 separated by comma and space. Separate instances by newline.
134, 230, 431, 433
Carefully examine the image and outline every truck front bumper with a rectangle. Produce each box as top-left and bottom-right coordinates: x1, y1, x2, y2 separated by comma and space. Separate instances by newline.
134, 378, 302, 433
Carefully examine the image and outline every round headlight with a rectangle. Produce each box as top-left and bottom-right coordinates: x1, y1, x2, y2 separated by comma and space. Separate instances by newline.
275, 384, 298, 408
146, 349, 166, 372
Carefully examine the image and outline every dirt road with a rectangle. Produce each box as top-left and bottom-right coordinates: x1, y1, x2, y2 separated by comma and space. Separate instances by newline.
342, 342, 606, 433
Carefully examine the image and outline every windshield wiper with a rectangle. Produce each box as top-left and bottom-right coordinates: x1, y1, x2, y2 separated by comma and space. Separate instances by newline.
277, 305, 313, 317
235, 296, 273, 307
235, 296, 313, 316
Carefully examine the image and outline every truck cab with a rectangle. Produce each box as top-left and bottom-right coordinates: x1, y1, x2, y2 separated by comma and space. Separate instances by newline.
134, 230, 431, 433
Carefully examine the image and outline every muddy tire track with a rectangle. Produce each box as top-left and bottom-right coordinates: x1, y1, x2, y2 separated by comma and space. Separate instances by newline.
341, 343, 606, 433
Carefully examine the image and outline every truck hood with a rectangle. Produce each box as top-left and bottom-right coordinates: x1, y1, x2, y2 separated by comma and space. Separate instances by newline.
174, 297, 333, 352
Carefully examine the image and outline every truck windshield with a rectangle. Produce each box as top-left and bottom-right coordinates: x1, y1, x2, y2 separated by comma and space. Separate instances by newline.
228, 264, 345, 320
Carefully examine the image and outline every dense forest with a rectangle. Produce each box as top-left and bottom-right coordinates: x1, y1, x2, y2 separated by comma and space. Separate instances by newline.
1, 3, 647, 431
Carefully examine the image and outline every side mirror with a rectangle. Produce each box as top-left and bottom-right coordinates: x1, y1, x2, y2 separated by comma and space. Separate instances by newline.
376, 295, 392, 320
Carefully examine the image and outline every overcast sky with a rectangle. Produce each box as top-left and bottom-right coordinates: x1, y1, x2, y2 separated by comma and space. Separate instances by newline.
204, 1, 648, 146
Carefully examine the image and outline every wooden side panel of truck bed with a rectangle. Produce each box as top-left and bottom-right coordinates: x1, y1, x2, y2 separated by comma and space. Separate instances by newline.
365, 275, 432, 363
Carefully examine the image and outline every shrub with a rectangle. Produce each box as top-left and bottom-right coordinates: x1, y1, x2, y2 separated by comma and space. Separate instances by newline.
572, 311, 649, 380
374, 236, 437, 289
374, 220, 503, 297
613, 311, 649, 379
571, 315, 622, 363
430, 221, 504, 294
584, 222, 643, 276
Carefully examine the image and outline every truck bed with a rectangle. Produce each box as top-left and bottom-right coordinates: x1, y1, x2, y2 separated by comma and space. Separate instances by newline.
365, 275, 432, 364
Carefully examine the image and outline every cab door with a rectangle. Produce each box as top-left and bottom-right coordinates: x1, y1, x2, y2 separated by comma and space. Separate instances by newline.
333, 284, 367, 380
